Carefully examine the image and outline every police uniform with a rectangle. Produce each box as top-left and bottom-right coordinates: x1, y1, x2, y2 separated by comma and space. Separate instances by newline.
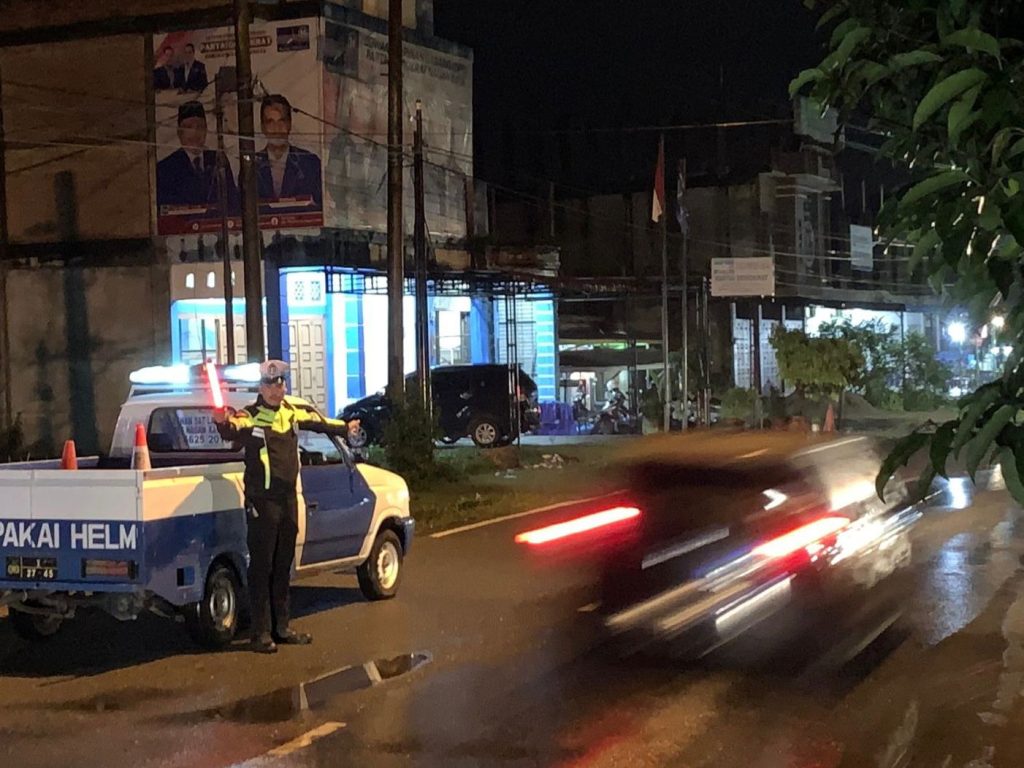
215, 360, 348, 652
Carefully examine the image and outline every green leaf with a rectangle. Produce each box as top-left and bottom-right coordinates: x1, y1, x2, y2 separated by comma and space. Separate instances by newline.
1001, 200, 1024, 246
913, 466, 937, 503
965, 404, 1016, 479
1007, 178, 1022, 198
913, 68, 988, 130
942, 28, 1002, 59
898, 170, 970, 210
889, 50, 944, 71
789, 68, 823, 97
858, 61, 889, 88
930, 419, 957, 478
816, 3, 849, 30
877, 431, 930, 501
992, 127, 1017, 165
909, 228, 940, 271
999, 447, 1024, 505
1005, 137, 1024, 164
947, 84, 982, 145
979, 200, 1002, 231
830, 18, 861, 48
950, 0, 967, 23
951, 385, 1002, 456
835, 26, 871, 63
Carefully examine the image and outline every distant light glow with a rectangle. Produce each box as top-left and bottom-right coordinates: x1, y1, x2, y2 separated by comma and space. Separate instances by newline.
991, 315, 1006, 330
515, 506, 641, 546
947, 321, 967, 344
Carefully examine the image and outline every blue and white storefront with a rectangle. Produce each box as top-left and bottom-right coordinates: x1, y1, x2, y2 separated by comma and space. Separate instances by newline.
169, 263, 557, 416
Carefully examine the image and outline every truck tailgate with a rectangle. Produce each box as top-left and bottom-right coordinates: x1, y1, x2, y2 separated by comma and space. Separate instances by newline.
0, 469, 143, 588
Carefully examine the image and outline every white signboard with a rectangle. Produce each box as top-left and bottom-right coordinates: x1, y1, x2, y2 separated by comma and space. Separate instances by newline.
850, 224, 874, 272
176, 410, 232, 450
711, 257, 775, 297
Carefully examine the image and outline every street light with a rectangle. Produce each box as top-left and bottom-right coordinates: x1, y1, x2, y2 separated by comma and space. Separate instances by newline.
947, 321, 967, 344
991, 315, 1006, 330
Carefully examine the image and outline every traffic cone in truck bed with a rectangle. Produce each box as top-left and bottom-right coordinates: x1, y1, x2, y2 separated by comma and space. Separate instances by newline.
131, 423, 151, 471
60, 440, 77, 470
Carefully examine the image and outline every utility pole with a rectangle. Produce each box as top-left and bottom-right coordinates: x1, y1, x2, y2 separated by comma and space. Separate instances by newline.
215, 68, 237, 364
412, 99, 430, 407
678, 157, 689, 430
0, 64, 10, 433
386, 0, 405, 402
659, 134, 670, 432
233, 0, 264, 362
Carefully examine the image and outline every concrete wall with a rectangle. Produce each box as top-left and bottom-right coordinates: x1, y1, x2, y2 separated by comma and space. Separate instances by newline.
1, 34, 152, 243
6, 262, 171, 457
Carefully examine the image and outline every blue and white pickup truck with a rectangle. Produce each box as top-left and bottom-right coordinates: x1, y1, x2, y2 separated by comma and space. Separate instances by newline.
0, 364, 414, 649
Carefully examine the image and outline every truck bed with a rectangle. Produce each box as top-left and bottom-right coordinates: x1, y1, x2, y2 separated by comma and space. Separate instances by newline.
0, 462, 248, 606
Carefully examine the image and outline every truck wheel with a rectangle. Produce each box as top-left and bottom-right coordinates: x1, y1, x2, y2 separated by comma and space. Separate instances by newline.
469, 416, 501, 448
9, 605, 63, 642
185, 562, 241, 649
357, 529, 403, 600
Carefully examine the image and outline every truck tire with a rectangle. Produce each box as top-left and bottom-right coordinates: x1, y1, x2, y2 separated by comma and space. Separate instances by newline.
469, 416, 501, 448
184, 562, 241, 649
9, 605, 63, 642
357, 529, 403, 600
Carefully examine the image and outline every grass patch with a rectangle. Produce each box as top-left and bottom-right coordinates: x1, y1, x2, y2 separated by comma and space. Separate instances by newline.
366, 443, 627, 533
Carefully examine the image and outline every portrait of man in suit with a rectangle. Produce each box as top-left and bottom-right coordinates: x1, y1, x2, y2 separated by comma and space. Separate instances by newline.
156, 100, 238, 210
180, 43, 209, 92
256, 94, 323, 208
153, 45, 183, 91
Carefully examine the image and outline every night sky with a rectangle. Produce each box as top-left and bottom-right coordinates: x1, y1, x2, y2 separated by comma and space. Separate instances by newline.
433, 0, 823, 190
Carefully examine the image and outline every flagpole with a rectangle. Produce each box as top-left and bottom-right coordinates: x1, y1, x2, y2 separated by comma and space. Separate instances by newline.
660, 134, 671, 432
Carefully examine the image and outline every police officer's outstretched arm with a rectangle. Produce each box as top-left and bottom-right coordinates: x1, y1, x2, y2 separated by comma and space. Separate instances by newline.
212, 407, 255, 440
286, 398, 350, 437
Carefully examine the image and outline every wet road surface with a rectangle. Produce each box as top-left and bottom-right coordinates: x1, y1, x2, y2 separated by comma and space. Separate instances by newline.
3, 476, 1024, 767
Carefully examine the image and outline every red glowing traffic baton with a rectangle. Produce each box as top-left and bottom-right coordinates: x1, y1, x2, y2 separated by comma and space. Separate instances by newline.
205, 361, 225, 410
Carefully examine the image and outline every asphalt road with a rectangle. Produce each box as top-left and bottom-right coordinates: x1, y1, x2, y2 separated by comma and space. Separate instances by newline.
3, 476, 1024, 767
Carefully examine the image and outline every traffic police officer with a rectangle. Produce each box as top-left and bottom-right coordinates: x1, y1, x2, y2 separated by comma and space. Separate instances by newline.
213, 360, 354, 654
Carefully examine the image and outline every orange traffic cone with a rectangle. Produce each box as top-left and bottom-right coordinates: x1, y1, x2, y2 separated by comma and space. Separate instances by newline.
823, 402, 836, 433
131, 423, 151, 471
60, 440, 77, 470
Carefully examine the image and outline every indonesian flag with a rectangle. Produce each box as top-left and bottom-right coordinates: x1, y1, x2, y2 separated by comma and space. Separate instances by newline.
651, 135, 666, 223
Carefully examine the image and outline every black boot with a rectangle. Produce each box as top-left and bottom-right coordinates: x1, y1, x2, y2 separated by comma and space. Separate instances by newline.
251, 633, 278, 654
273, 629, 312, 645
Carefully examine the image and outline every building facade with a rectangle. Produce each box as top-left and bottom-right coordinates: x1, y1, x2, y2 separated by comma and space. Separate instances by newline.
0, 0, 557, 454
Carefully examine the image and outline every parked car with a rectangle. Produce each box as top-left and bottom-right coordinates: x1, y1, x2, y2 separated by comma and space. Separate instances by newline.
341, 364, 541, 449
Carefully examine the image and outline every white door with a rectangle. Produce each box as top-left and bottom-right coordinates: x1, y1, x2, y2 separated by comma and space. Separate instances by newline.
217, 320, 248, 365
288, 318, 328, 408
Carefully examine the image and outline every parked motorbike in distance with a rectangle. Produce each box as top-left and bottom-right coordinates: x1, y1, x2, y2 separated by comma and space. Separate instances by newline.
591, 387, 640, 435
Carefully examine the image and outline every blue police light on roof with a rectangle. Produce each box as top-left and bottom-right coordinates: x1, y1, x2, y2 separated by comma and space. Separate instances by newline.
129, 365, 191, 386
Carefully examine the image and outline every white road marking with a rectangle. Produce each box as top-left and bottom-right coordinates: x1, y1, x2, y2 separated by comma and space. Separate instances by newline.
267, 722, 346, 757
231, 722, 346, 766
429, 491, 626, 539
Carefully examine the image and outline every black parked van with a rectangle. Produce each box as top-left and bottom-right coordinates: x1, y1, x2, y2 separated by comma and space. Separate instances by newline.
341, 364, 540, 448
